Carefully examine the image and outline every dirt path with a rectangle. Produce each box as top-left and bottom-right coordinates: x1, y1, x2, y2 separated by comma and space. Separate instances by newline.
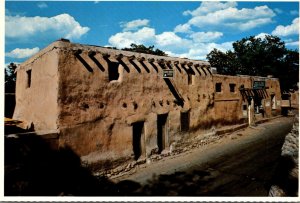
112, 116, 294, 196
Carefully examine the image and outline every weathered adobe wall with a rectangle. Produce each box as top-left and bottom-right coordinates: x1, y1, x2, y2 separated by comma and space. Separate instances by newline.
212, 74, 282, 122
212, 75, 251, 125
290, 91, 299, 109
264, 78, 282, 116
13, 46, 60, 131
12, 40, 283, 170
55, 42, 216, 165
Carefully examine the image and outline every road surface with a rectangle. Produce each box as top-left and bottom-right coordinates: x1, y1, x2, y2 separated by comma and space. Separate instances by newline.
113, 116, 294, 196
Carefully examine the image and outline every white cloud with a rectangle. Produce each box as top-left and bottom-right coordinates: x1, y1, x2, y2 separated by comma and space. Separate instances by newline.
37, 2, 48, 9
184, 3, 275, 31
227, 17, 273, 31
155, 32, 192, 49
183, 1, 237, 16
255, 32, 269, 40
274, 8, 283, 14
165, 41, 233, 60
108, 25, 232, 60
285, 39, 299, 47
6, 47, 40, 59
290, 10, 298, 15
181, 42, 233, 60
189, 6, 275, 31
5, 13, 90, 40
174, 24, 191, 33
108, 27, 156, 48
108, 2, 282, 60
189, 32, 223, 43
272, 18, 299, 37
120, 19, 150, 31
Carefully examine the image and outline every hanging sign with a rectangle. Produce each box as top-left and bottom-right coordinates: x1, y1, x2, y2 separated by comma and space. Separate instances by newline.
163, 69, 174, 78
253, 81, 265, 89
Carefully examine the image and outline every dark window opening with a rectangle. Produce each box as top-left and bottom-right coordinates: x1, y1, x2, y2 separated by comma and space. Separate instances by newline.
157, 114, 168, 154
282, 94, 290, 100
215, 83, 222, 92
254, 97, 262, 114
243, 104, 247, 110
181, 111, 190, 132
229, 83, 236, 92
108, 61, 120, 81
26, 70, 32, 88
132, 121, 145, 160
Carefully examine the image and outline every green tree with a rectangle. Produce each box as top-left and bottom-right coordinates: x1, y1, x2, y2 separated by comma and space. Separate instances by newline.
206, 35, 299, 91
207, 49, 241, 75
5, 63, 17, 93
278, 49, 299, 91
122, 43, 167, 56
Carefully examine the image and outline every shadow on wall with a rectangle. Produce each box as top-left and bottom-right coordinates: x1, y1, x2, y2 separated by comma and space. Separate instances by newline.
163, 78, 184, 107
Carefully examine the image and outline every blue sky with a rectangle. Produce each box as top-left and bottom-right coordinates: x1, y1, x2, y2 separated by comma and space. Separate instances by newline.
5, 1, 299, 65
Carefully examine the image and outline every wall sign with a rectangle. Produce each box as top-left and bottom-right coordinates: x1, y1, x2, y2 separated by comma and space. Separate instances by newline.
253, 81, 265, 89
163, 69, 174, 78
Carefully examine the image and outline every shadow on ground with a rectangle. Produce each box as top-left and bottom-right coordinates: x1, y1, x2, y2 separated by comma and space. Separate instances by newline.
4, 132, 224, 196
5, 134, 117, 196
6, 130, 297, 196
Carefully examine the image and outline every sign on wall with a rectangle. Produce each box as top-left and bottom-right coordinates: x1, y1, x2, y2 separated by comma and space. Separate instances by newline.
253, 81, 265, 89
277, 100, 281, 106
163, 69, 174, 78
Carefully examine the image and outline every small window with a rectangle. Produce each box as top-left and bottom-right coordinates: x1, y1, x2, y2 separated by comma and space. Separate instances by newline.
243, 104, 247, 110
229, 83, 236, 92
187, 73, 193, 85
26, 70, 32, 88
215, 83, 222, 92
108, 62, 120, 81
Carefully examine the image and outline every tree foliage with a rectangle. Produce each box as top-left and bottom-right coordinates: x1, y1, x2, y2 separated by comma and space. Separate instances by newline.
122, 43, 167, 56
5, 63, 17, 93
207, 35, 299, 91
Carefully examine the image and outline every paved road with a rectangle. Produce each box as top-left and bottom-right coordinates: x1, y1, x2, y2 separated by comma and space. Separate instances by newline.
113, 117, 294, 196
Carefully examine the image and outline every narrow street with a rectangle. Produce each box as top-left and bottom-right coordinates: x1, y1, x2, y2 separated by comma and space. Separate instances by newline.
113, 116, 295, 196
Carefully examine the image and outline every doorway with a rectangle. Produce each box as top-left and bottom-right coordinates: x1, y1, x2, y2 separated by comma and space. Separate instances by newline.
132, 121, 145, 160
180, 111, 190, 132
271, 94, 276, 110
157, 114, 168, 154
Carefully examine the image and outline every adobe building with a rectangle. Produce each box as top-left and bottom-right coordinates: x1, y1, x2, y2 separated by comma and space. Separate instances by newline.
13, 39, 282, 169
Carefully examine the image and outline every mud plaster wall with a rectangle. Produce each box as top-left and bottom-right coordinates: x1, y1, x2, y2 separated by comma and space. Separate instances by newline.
13, 41, 283, 167
55, 42, 216, 164
290, 91, 299, 109
264, 78, 282, 116
212, 75, 282, 120
13, 48, 59, 131
213, 75, 251, 125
